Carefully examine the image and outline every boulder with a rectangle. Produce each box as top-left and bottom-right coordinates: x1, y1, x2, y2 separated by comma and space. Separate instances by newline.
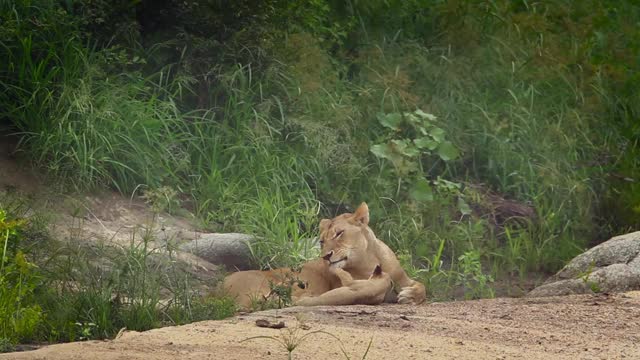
528, 231, 640, 297
180, 233, 257, 271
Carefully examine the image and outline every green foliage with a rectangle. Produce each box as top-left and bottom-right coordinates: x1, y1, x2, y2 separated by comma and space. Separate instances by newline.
74, 322, 96, 341
577, 261, 602, 294
371, 109, 459, 177
0, 209, 43, 344
0, 1, 193, 192
188, 296, 237, 322
456, 250, 495, 300
0, 337, 14, 353
370, 109, 463, 213
45, 228, 186, 338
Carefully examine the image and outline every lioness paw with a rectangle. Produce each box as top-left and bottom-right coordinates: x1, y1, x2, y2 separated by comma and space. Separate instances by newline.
397, 289, 415, 304
397, 282, 426, 305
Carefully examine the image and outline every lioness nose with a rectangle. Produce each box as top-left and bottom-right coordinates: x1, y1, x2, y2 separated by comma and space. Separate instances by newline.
322, 251, 334, 261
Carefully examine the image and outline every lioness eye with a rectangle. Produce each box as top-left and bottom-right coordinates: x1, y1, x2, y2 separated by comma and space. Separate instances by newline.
334, 230, 344, 239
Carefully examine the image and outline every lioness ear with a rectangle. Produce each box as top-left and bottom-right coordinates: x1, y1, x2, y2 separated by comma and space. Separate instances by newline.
319, 219, 331, 233
352, 202, 369, 225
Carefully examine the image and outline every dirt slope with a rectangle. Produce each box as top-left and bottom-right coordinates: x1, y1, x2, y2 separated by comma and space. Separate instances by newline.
6, 291, 639, 360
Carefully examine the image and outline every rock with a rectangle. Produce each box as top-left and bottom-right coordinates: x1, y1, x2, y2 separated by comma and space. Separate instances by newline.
528, 231, 640, 297
526, 279, 591, 297
554, 231, 640, 279
587, 264, 640, 291
180, 233, 257, 271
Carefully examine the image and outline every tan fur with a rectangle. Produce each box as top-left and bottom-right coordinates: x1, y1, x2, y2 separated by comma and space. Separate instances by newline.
222, 202, 427, 309
295, 265, 391, 306
222, 259, 341, 309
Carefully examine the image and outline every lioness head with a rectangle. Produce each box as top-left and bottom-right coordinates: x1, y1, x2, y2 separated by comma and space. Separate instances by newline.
319, 202, 372, 270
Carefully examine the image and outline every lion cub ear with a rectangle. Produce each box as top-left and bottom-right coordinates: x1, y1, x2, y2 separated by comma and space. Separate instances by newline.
372, 264, 383, 277
319, 219, 331, 233
352, 202, 369, 225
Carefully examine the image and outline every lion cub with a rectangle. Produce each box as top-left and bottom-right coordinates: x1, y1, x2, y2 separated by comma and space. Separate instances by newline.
295, 264, 392, 306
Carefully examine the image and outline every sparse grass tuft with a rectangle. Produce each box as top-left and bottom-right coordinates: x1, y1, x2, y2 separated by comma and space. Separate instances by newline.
241, 322, 373, 360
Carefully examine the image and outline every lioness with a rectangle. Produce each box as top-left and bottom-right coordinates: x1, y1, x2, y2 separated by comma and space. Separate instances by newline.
223, 202, 426, 308
295, 264, 392, 306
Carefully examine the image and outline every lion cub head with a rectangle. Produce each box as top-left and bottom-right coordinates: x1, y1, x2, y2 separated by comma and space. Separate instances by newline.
319, 202, 373, 271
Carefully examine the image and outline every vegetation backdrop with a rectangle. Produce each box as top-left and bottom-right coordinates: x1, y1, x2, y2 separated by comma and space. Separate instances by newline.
0, 0, 639, 349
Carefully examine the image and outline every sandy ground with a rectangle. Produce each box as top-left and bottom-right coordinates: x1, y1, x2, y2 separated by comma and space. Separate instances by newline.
5, 291, 639, 360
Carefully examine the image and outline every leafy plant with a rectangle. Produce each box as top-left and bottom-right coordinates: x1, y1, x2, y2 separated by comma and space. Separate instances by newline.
456, 250, 495, 300
0, 209, 43, 344
369, 109, 473, 217
371, 109, 459, 179
578, 261, 601, 294
0, 337, 14, 353
74, 322, 97, 341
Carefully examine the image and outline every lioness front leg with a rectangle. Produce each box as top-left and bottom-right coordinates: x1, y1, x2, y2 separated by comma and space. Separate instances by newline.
295, 265, 391, 307
397, 280, 426, 305
384, 262, 427, 304
294, 269, 357, 306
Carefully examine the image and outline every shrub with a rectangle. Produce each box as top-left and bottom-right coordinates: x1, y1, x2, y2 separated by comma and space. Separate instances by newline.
0, 209, 43, 344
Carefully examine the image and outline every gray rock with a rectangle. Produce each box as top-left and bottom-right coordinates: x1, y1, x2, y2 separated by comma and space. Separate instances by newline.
528, 231, 640, 297
180, 233, 257, 271
527, 279, 591, 297
587, 263, 640, 292
554, 231, 640, 279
